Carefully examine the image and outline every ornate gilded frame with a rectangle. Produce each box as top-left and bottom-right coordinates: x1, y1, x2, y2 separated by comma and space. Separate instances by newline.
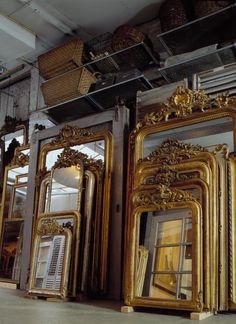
126, 87, 236, 312
0, 145, 29, 237
28, 216, 72, 299
125, 191, 202, 311
34, 212, 81, 297
35, 125, 113, 292
132, 147, 217, 311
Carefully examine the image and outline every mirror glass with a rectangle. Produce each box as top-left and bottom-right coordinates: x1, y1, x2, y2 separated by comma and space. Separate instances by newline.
49, 165, 83, 212
136, 209, 192, 300
35, 234, 66, 290
2, 129, 25, 150
9, 184, 28, 219
143, 117, 234, 157
3, 165, 28, 218
0, 220, 24, 280
80, 170, 96, 292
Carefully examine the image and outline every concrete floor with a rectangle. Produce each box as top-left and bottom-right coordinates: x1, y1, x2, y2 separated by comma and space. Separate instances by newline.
0, 288, 236, 324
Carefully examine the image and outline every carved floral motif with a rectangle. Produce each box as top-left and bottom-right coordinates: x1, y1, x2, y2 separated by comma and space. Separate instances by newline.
133, 184, 196, 208
37, 218, 65, 236
9, 151, 29, 167
139, 139, 206, 165
142, 164, 196, 186
130, 86, 236, 143
51, 125, 93, 146
53, 147, 104, 173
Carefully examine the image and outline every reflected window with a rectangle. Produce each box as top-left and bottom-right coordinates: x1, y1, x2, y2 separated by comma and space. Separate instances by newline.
138, 209, 192, 301
35, 235, 65, 290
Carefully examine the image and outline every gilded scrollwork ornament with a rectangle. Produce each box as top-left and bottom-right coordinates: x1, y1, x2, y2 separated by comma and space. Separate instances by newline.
9, 150, 29, 167
130, 86, 236, 144
213, 143, 229, 159
142, 164, 197, 186
133, 184, 196, 208
51, 125, 93, 146
53, 146, 104, 174
37, 218, 65, 236
139, 139, 206, 165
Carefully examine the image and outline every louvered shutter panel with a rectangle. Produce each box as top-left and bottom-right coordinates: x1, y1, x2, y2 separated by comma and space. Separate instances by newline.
194, 63, 236, 97
44, 236, 65, 290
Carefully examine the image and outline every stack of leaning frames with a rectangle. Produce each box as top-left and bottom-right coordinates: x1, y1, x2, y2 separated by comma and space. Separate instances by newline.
124, 86, 236, 316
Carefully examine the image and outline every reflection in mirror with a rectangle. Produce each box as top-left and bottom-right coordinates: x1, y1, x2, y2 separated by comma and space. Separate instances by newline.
137, 209, 192, 301
3, 165, 28, 219
29, 218, 72, 298
2, 129, 24, 150
45, 141, 105, 171
35, 234, 66, 290
9, 184, 27, 219
0, 220, 23, 280
49, 164, 83, 212
81, 170, 95, 292
143, 117, 234, 157
38, 176, 50, 215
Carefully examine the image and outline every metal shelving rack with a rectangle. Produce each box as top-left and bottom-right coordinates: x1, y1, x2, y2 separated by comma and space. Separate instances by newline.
38, 42, 158, 122
156, 4, 236, 82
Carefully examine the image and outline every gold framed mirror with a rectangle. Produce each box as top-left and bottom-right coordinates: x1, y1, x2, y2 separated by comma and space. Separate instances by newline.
34, 125, 113, 295
0, 145, 29, 283
125, 188, 202, 311
125, 87, 236, 314
28, 217, 72, 299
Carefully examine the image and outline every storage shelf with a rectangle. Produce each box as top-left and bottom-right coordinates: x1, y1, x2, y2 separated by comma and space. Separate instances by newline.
84, 42, 159, 74
156, 4, 236, 56
39, 74, 153, 123
159, 44, 236, 83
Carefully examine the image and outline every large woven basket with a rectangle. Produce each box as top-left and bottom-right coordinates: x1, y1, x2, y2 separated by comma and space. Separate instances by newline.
112, 25, 145, 52
159, 0, 188, 32
38, 38, 84, 80
41, 67, 97, 106
195, 1, 231, 18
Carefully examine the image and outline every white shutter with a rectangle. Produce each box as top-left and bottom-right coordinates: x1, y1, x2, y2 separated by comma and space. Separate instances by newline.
44, 236, 65, 290
193, 63, 236, 97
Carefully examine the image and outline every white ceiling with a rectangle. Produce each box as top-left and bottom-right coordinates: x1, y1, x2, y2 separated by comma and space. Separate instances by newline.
0, 0, 163, 67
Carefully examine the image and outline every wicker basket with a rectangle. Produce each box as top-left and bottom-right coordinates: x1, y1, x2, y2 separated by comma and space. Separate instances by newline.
112, 25, 145, 51
195, 1, 231, 18
38, 38, 84, 80
41, 67, 97, 106
159, 0, 188, 32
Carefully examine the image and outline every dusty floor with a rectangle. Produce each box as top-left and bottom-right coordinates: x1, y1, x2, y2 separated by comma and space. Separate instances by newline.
0, 288, 236, 324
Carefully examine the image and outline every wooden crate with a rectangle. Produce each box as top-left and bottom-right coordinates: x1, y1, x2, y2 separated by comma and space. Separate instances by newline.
38, 38, 84, 80
41, 67, 97, 106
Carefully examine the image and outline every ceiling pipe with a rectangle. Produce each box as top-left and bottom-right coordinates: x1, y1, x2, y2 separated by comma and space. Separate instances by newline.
0, 64, 25, 82
0, 67, 31, 89
17, 0, 77, 35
